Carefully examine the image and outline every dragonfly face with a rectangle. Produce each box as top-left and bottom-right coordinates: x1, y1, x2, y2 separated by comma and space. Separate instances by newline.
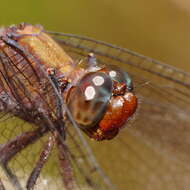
0, 23, 190, 190
66, 64, 137, 140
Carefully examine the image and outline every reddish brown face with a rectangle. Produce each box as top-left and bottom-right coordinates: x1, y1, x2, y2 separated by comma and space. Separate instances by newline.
93, 91, 137, 140
66, 65, 138, 141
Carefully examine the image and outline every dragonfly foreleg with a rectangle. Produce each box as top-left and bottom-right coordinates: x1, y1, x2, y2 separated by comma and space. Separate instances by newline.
26, 135, 55, 190
0, 126, 47, 190
46, 67, 69, 119
0, 127, 47, 164
56, 138, 77, 190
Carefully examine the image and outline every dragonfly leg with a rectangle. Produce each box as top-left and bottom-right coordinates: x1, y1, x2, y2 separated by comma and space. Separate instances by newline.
0, 126, 47, 190
56, 138, 77, 190
46, 67, 69, 119
26, 135, 55, 190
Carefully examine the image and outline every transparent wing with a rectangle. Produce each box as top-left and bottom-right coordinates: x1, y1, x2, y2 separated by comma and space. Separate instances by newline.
0, 38, 112, 190
48, 31, 190, 190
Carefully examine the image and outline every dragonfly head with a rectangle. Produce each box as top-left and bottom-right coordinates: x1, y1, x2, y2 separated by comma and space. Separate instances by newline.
66, 64, 138, 141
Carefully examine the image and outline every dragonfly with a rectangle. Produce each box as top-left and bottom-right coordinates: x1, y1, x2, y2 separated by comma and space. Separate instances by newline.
0, 23, 190, 190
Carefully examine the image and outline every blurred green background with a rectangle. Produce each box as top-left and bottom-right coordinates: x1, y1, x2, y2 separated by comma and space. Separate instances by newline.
1, 0, 190, 71
0, 1, 190, 189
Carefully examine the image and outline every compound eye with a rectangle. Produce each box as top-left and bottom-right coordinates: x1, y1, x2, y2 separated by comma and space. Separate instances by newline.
66, 72, 112, 128
107, 65, 133, 91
